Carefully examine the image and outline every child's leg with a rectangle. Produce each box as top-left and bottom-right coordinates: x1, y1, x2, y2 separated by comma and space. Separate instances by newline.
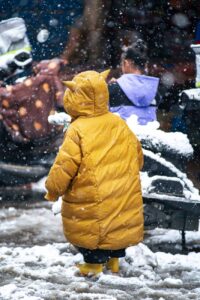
78, 247, 110, 263
110, 249, 126, 258
76, 247, 110, 275
106, 249, 126, 273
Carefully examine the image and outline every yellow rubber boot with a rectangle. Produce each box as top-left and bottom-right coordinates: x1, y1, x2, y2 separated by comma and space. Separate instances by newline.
106, 258, 119, 273
77, 263, 103, 276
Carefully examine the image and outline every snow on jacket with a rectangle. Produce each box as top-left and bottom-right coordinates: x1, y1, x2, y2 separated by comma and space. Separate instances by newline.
109, 74, 159, 125
45, 70, 144, 250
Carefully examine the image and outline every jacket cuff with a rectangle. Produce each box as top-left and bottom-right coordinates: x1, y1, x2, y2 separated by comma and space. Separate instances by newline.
44, 192, 58, 202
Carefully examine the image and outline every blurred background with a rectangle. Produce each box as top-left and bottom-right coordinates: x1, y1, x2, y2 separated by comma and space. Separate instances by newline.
1, 0, 200, 187
1, 0, 199, 110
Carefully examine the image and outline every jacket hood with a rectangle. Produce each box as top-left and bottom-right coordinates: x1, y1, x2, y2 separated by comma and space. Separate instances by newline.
63, 70, 109, 118
117, 74, 159, 107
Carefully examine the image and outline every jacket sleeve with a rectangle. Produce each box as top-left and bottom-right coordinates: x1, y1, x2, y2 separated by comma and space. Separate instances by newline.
137, 139, 144, 171
45, 125, 81, 201
108, 83, 132, 107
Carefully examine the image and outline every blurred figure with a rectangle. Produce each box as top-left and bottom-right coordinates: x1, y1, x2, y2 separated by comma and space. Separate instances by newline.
109, 40, 160, 125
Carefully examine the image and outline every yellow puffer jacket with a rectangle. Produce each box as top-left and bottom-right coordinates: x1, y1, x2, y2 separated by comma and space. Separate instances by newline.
45, 70, 144, 250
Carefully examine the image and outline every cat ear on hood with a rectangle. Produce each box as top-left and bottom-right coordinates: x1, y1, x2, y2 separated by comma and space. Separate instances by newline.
63, 81, 76, 91
100, 69, 110, 80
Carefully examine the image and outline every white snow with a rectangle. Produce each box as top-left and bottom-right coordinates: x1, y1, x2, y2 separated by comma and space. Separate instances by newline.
172, 13, 190, 29
160, 72, 175, 87
15, 76, 27, 83
48, 112, 71, 132
48, 112, 71, 125
37, 29, 50, 43
180, 88, 200, 101
31, 177, 47, 193
1, 204, 200, 300
52, 197, 62, 215
0, 203, 65, 245
127, 115, 193, 157
141, 149, 200, 201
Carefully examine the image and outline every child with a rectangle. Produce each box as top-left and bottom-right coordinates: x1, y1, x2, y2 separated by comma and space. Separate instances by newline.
45, 69, 144, 275
109, 40, 160, 125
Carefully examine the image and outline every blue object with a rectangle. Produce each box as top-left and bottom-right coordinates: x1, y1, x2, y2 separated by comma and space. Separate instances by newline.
195, 21, 200, 44
171, 116, 187, 133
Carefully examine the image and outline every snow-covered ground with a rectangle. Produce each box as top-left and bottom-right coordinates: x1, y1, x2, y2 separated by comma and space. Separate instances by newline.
1, 201, 200, 300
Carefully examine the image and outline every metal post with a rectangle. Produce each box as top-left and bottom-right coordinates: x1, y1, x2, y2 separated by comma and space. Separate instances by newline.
181, 212, 187, 252
191, 21, 200, 87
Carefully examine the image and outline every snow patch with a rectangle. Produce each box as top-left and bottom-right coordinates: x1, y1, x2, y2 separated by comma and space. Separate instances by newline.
0, 284, 17, 299
1, 204, 200, 299
141, 149, 200, 200
48, 112, 71, 126
127, 115, 193, 157
31, 177, 47, 193
1, 241, 200, 299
